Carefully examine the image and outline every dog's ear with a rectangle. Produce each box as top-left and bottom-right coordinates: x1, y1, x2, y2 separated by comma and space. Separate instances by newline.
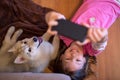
8, 46, 16, 53
14, 54, 27, 64
8, 41, 21, 54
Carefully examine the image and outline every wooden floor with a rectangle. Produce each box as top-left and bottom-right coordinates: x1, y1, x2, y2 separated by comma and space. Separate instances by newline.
33, 0, 120, 80
97, 18, 120, 80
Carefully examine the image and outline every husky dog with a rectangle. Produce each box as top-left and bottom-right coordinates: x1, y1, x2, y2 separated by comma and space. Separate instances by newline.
8, 28, 59, 73
0, 26, 29, 72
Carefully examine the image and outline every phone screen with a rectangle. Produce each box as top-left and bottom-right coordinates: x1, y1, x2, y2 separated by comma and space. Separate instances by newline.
52, 19, 88, 42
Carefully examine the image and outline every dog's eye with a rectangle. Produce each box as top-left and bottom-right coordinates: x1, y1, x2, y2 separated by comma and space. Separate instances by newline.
28, 48, 31, 52
24, 41, 27, 44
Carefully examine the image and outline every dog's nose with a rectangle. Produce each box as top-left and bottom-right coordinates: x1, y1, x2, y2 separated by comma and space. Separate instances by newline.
33, 37, 38, 42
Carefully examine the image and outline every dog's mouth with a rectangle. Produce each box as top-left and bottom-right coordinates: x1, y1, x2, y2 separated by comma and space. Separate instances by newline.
37, 37, 43, 48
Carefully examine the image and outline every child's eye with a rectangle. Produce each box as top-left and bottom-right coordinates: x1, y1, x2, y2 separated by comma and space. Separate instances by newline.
65, 58, 70, 62
65, 58, 71, 62
76, 59, 81, 62
66, 58, 70, 60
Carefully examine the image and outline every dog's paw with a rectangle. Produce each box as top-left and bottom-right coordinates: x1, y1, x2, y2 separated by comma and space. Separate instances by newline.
51, 35, 60, 60
0, 26, 23, 53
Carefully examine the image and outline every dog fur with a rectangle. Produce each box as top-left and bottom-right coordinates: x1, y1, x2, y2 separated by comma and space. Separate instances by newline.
0, 26, 59, 72
0, 26, 30, 72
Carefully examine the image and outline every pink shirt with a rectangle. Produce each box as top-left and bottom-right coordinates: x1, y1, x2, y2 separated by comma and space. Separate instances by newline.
60, 0, 120, 56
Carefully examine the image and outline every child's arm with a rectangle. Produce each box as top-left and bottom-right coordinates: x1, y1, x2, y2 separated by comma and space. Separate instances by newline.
83, 28, 108, 56
92, 35, 108, 51
43, 11, 65, 40
45, 11, 65, 35
84, 36, 108, 56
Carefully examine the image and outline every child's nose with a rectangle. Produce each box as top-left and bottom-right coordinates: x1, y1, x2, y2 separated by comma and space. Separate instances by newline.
71, 52, 77, 57
71, 49, 78, 54
71, 49, 77, 52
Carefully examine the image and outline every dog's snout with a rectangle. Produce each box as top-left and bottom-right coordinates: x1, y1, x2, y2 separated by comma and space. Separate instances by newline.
33, 37, 38, 42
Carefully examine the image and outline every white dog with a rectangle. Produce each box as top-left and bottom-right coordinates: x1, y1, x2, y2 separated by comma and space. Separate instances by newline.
0, 26, 59, 72
8, 29, 59, 72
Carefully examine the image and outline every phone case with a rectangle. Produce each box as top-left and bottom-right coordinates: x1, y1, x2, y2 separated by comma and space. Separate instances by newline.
52, 19, 88, 42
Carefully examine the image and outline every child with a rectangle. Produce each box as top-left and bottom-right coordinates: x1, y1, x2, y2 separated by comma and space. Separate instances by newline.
46, 10, 108, 80
46, 0, 120, 80
48, 25, 108, 80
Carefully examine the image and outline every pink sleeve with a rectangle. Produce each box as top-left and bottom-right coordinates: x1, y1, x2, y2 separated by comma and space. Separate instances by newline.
83, 43, 102, 56
83, 38, 107, 56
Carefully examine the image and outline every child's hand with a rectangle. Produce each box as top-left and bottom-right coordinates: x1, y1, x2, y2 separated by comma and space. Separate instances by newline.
87, 28, 108, 43
45, 11, 65, 35
75, 24, 108, 45
84, 23, 108, 43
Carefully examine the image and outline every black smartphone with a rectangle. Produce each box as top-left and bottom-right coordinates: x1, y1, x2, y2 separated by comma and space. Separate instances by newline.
52, 19, 88, 42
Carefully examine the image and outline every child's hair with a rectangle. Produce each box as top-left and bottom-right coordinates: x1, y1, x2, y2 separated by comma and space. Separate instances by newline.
63, 54, 90, 80
52, 40, 97, 80
62, 55, 97, 80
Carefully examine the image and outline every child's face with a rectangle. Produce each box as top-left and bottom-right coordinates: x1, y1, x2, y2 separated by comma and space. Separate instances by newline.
61, 42, 86, 72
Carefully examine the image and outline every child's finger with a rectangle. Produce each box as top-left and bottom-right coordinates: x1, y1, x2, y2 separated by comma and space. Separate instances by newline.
81, 23, 94, 28
102, 28, 108, 36
88, 28, 97, 43
75, 38, 90, 45
48, 20, 58, 27
81, 23, 89, 28
94, 28, 108, 42
47, 29, 58, 35
96, 29, 103, 38
92, 29, 102, 42
57, 14, 66, 20
82, 38, 91, 45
